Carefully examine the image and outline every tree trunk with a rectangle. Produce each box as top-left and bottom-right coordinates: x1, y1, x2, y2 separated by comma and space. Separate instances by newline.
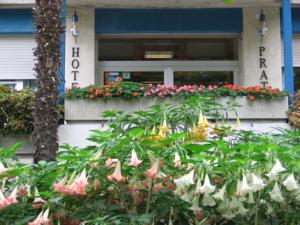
32, 0, 63, 162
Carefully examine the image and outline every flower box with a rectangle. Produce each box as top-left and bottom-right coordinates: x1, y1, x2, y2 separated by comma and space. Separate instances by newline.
65, 96, 288, 121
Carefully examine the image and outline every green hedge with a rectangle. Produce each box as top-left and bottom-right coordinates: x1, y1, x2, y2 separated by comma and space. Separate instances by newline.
0, 85, 34, 136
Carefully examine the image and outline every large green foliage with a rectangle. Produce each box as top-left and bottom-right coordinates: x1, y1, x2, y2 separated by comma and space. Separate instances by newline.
0, 98, 299, 225
0, 86, 34, 136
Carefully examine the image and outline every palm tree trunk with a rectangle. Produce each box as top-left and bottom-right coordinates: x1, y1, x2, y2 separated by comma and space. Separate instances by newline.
32, 0, 63, 162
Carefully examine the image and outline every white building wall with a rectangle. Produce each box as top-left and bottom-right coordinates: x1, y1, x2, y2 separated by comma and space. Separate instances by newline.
65, 7, 95, 88
241, 7, 282, 89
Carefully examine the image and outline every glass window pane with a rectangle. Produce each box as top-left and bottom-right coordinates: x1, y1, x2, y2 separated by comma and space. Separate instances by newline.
174, 71, 234, 86
104, 71, 164, 85
294, 68, 300, 92
99, 38, 238, 61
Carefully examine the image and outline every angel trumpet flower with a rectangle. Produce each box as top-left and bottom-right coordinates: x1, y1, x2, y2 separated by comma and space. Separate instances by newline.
146, 159, 160, 179
28, 208, 50, 225
129, 150, 143, 167
283, 174, 299, 191
266, 159, 286, 181
197, 175, 215, 194
0, 162, 6, 174
240, 175, 251, 195
107, 161, 126, 182
6, 187, 18, 204
269, 182, 284, 203
250, 174, 265, 192
174, 169, 194, 187
212, 183, 227, 201
0, 191, 10, 210
174, 152, 181, 167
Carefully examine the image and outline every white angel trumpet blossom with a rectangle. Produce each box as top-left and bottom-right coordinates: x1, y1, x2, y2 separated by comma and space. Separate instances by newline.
266, 159, 286, 181
197, 174, 216, 194
240, 175, 251, 195
174, 152, 181, 167
174, 169, 194, 188
282, 174, 299, 191
212, 183, 227, 201
128, 149, 143, 167
202, 193, 216, 207
250, 174, 265, 192
269, 182, 284, 203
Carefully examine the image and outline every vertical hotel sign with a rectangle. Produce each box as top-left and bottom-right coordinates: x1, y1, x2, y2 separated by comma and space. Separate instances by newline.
70, 11, 80, 87
259, 46, 269, 87
71, 47, 79, 87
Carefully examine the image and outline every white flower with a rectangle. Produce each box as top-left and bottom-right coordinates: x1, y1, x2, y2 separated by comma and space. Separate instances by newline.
197, 175, 215, 194
250, 173, 265, 192
0, 162, 6, 174
174, 152, 181, 167
202, 193, 216, 207
212, 183, 227, 201
174, 170, 194, 187
247, 192, 255, 204
189, 196, 201, 211
237, 203, 248, 216
240, 175, 251, 195
266, 159, 286, 181
282, 174, 299, 191
180, 191, 193, 203
269, 182, 284, 203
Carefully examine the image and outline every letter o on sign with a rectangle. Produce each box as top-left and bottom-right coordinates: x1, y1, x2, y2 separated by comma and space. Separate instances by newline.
72, 59, 80, 69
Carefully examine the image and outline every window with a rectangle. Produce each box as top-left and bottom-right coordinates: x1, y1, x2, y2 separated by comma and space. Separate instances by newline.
174, 71, 234, 86
99, 38, 238, 61
98, 37, 239, 86
294, 68, 300, 91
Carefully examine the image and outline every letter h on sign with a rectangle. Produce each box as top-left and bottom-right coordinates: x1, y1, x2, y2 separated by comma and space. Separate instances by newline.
71, 47, 80, 82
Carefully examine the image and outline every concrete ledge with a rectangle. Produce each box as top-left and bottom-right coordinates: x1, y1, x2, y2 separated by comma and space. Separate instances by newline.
65, 97, 289, 120
0, 135, 33, 154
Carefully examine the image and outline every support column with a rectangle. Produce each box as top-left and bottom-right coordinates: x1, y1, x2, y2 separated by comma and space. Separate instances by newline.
59, 0, 66, 96
241, 8, 282, 89
65, 7, 95, 88
282, 0, 294, 96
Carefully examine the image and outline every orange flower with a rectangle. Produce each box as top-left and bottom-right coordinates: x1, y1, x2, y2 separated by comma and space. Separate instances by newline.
249, 96, 255, 101
118, 87, 123, 91
105, 92, 111, 97
95, 89, 103, 96
105, 88, 110, 91
89, 95, 95, 99
133, 92, 139, 97
88, 88, 94, 93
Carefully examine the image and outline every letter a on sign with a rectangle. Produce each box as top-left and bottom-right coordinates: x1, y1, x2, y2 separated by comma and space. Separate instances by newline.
260, 70, 268, 80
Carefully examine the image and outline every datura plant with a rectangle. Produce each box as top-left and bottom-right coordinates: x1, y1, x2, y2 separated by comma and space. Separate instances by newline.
0, 97, 299, 225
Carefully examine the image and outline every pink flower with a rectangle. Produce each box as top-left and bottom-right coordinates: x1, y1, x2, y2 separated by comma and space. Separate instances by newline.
6, 187, 18, 204
53, 176, 67, 194
32, 197, 46, 209
146, 159, 160, 179
105, 158, 118, 167
28, 208, 50, 225
107, 161, 126, 183
72, 169, 89, 196
0, 162, 6, 174
0, 191, 10, 210
129, 150, 143, 167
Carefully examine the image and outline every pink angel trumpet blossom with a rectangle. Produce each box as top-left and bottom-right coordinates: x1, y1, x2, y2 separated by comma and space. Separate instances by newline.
28, 208, 51, 225
129, 150, 143, 167
6, 187, 18, 204
174, 152, 181, 167
146, 159, 160, 179
0, 191, 10, 210
69, 169, 89, 196
107, 160, 126, 183
53, 176, 68, 194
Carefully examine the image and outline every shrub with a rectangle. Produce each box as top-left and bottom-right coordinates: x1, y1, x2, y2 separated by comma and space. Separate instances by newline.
65, 82, 289, 101
0, 86, 35, 136
289, 90, 300, 129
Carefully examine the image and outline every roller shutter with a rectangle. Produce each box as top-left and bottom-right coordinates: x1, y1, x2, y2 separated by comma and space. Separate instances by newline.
0, 36, 35, 80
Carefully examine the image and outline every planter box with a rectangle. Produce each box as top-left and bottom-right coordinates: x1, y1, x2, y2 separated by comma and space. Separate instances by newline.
65, 97, 289, 121
0, 135, 33, 155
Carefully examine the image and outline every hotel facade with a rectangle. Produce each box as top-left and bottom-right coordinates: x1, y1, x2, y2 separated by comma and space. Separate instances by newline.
0, 0, 300, 149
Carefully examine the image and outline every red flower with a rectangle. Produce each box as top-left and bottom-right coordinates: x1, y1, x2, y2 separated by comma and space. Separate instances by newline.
88, 88, 94, 93
95, 89, 103, 96
105, 92, 111, 97
261, 90, 267, 94
133, 92, 139, 97
247, 87, 254, 93
89, 95, 95, 99
249, 96, 255, 101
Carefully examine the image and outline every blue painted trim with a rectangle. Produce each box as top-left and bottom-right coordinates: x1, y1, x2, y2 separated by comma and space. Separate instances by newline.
282, 0, 295, 97
0, 9, 34, 34
59, 0, 66, 97
95, 9, 243, 34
